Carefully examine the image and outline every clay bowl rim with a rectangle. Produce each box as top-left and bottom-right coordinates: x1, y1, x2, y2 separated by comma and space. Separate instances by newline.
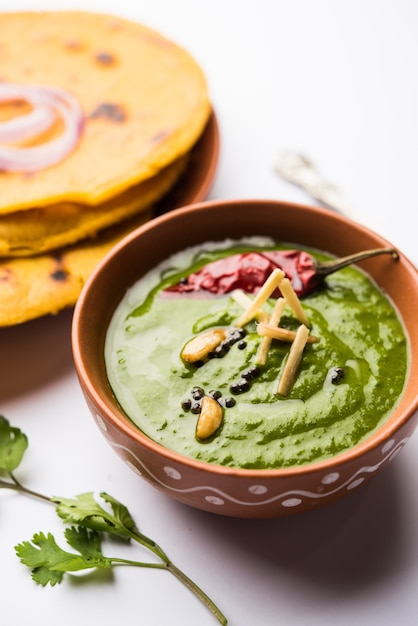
72, 198, 418, 480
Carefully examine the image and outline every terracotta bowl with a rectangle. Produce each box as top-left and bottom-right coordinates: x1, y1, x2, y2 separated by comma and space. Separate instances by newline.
72, 199, 418, 518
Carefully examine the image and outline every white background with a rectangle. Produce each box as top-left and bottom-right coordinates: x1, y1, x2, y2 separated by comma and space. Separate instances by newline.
1, 1, 418, 625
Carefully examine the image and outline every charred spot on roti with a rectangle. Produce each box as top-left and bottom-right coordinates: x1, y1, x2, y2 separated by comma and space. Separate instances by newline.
89, 103, 126, 123
95, 51, 117, 66
50, 260, 69, 283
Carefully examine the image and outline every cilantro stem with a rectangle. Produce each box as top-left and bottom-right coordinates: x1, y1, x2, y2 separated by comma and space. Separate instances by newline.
1, 416, 228, 625
166, 561, 228, 626
0, 473, 51, 503
123, 528, 228, 625
109, 557, 168, 569
110, 553, 227, 624
125, 527, 171, 562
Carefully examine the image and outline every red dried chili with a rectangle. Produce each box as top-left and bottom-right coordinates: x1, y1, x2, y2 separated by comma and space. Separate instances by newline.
166, 247, 398, 298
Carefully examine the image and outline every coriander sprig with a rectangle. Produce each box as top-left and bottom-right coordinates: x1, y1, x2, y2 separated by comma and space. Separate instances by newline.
0, 416, 227, 625
0, 415, 50, 502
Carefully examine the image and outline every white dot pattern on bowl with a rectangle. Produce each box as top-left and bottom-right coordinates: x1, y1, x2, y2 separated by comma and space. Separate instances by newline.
103, 435, 409, 512
381, 439, 395, 454
248, 485, 268, 495
163, 466, 182, 480
282, 497, 303, 508
126, 460, 142, 476
205, 496, 225, 506
321, 472, 340, 485
96, 413, 107, 431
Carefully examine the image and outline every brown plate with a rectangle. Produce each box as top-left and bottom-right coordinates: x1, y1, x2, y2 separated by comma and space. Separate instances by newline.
154, 109, 220, 215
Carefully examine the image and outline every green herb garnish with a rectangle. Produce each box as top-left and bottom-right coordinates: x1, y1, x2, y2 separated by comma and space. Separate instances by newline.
0, 416, 227, 625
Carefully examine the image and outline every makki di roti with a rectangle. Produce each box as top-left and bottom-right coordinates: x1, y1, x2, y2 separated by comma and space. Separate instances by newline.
0, 11, 214, 326
0, 210, 153, 327
0, 155, 188, 256
0, 11, 211, 211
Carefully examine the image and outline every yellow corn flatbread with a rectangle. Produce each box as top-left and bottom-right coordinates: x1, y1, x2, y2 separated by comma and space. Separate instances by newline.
0, 210, 153, 327
0, 11, 211, 212
0, 155, 188, 256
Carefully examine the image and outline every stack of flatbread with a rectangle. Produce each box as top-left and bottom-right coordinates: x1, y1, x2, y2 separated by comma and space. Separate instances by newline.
0, 11, 214, 326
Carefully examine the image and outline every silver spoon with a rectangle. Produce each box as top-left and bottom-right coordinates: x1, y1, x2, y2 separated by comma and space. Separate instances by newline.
274, 150, 369, 225
274, 151, 399, 272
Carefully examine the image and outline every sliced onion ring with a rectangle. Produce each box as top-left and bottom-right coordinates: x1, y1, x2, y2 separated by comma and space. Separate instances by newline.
0, 105, 55, 144
0, 83, 84, 172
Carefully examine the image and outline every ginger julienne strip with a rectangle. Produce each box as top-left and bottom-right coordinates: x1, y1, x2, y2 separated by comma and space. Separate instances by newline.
235, 268, 285, 327
231, 289, 269, 322
257, 322, 318, 344
277, 324, 310, 396
255, 297, 286, 365
277, 277, 310, 327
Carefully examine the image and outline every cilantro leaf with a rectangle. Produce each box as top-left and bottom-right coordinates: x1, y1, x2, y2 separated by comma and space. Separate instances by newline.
64, 526, 106, 561
53, 492, 169, 562
53, 492, 137, 540
15, 528, 111, 586
2, 412, 228, 625
0, 416, 28, 473
101, 492, 138, 533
